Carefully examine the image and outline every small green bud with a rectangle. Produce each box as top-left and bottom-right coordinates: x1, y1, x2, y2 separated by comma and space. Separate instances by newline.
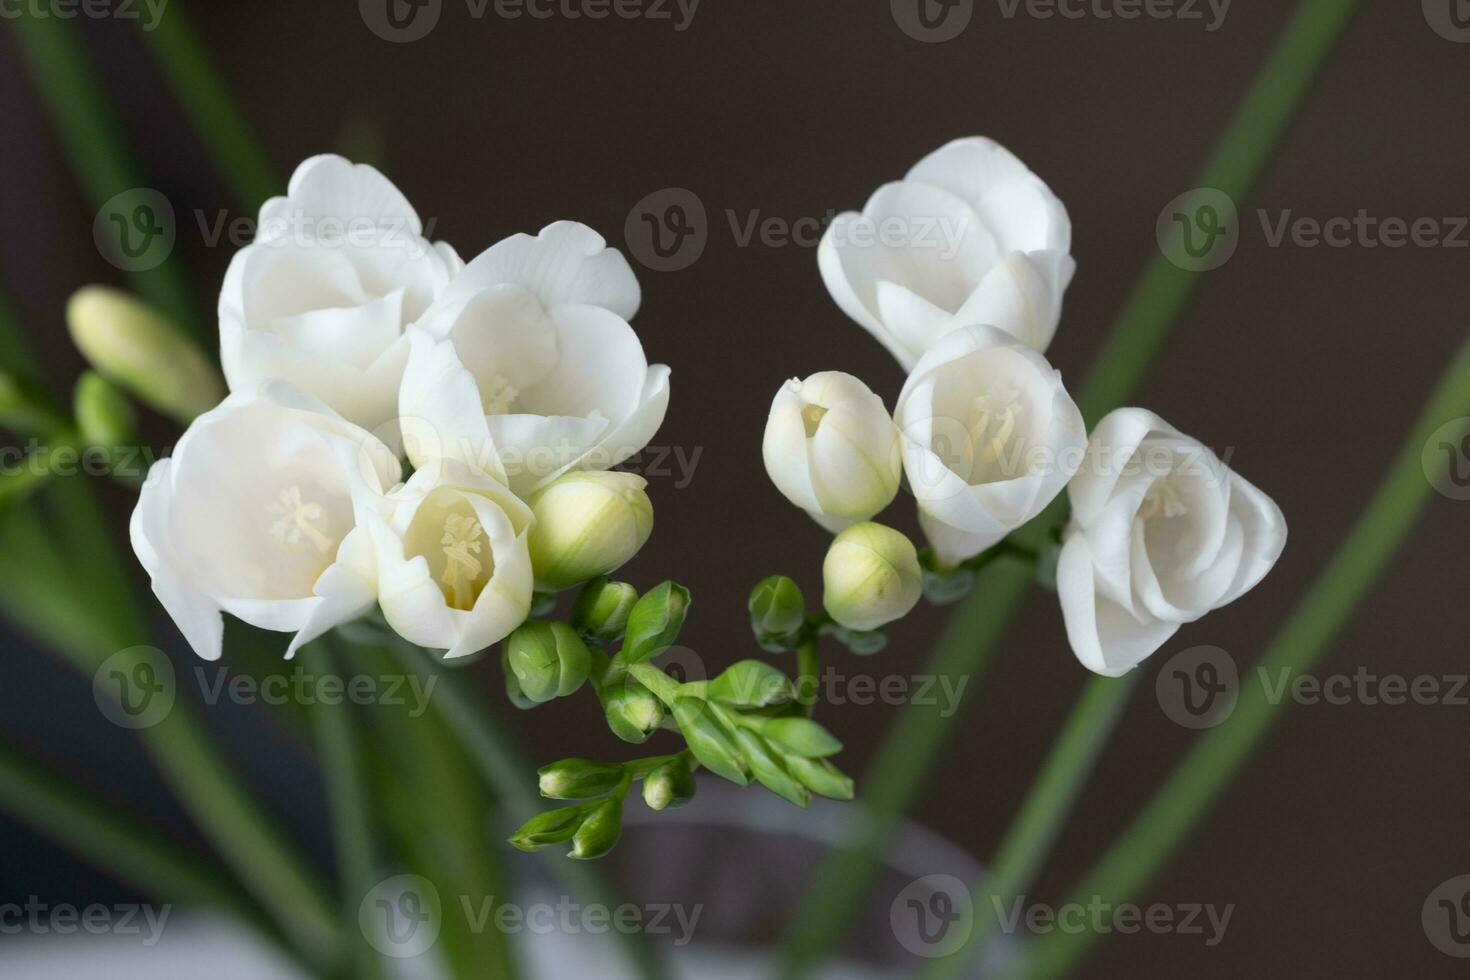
504, 621, 591, 703
74, 371, 137, 448
527, 471, 653, 591
501, 648, 537, 710
760, 716, 843, 758
732, 728, 810, 808
642, 757, 696, 811
537, 759, 626, 800
508, 805, 584, 852
568, 797, 623, 860
66, 286, 223, 423
748, 575, 806, 649
619, 581, 691, 665
671, 697, 748, 786
784, 755, 855, 801
571, 578, 639, 645
601, 681, 665, 743
707, 660, 794, 708
822, 522, 922, 632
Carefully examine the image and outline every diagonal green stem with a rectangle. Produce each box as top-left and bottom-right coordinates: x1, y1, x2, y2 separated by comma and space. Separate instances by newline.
310, 640, 387, 980
920, 675, 1136, 979
778, 0, 1365, 972
11, 13, 196, 332
1020, 334, 1470, 979
138, 2, 279, 211
0, 738, 278, 940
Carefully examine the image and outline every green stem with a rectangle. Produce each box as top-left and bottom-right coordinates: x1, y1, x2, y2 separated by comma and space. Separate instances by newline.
1019, 337, 1470, 978
138, 2, 279, 211
795, 637, 820, 716
779, 0, 1365, 971
626, 661, 685, 707
921, 676, 1137, 979
12, 13, 196, 332
310, 641, 386, 980
0, 739, 278, 942
386, 641, 667, 980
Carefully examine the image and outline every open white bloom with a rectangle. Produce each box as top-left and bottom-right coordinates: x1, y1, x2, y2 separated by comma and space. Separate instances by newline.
130, 383, 402, 661
762, 371, 901, 532
819, 137, 1073, 370
1057, 409, 1287, 676
220, 154, 462, 432
364, 457, 535, 659
399, 222, 669, 497
896, 324, 1086, 566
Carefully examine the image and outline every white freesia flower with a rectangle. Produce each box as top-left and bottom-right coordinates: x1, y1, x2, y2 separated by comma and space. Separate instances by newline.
1057, 409, 1287, 677
365, 457, 535, 659
220, 154, 462, 432
130, 383, 402, 661
762, 371, 901, 532
819, 137, 1073, 370
896, 324, 1086, 566
398, 222, 669, 496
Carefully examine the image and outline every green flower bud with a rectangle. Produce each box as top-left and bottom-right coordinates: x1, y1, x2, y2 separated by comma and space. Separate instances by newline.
508, 805, 584, 852
571, 578, 639, 645
74, 371, 136, 448
619, 581, 690, 665
784, 756, 855, 801
671, 698, 748, 786
569, 797, 623, 860
601, 681, 665, 744
760, 716, 843, 758
732, 728, 809, 808
66, 286, 223, 423
642, 757, 696, 811
504, 621, 591, 703
748, 575, 806, 650
501, 647, 537, 710
527, 471, 653, 591
707, 660, 794, 708
822, 522, 922, 632
538, 759, 626, 800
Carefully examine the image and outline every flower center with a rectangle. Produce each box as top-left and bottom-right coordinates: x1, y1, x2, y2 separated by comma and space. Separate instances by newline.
481, 374, 520, 416
440, 513, 487, 610
965, 388, 1021, 468
801, 403, 829, 438
1140, 478, 1188, 521
268, 485, 333, 554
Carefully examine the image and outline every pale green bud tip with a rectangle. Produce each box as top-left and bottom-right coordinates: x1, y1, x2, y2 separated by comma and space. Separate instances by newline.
66, 286, 223, 423
822, 522, 922, 632
571, 578, 639, 644
528, 471, 654, 591
568, 798, 623, 860
505, 621, 591, 703
74, 372, 136, 448
602, 683, 664, 743
749, 574, 806, 640
643, 758, 696, 811
537, 758, 626, 800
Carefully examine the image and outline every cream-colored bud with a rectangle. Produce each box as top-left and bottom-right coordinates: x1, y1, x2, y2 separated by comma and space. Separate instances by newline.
67, 286, 223, 423
527, 471, 653, 591
822, 521, 922, 632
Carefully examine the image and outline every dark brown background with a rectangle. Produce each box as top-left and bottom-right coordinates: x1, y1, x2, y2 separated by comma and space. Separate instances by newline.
2, 0, 1467, 976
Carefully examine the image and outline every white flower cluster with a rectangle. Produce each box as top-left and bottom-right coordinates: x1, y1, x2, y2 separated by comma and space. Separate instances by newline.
132, 155, 666, 661
764, 137, 1287, 674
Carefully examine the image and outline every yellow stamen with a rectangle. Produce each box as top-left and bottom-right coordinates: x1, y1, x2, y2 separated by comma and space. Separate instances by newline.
269, 485, 332, 554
